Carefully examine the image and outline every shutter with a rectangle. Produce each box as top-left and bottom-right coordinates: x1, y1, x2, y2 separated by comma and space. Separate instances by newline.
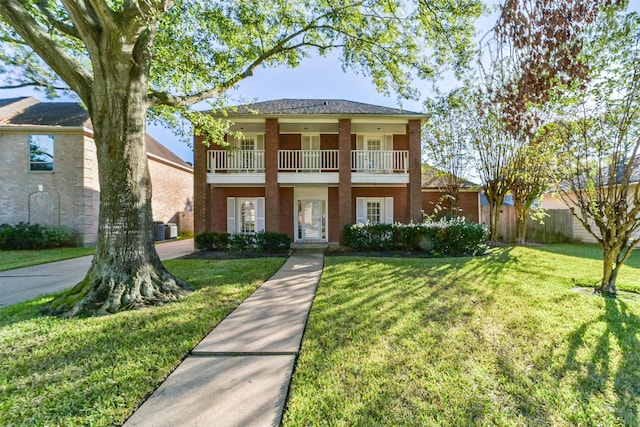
256, 134, 265, 150
256, 197, 265, 232
227, 197, 236, 233
384, 135, 393, 150
384, 197, 394, 224
356, 134, 365, 150
356, 197, 367, 224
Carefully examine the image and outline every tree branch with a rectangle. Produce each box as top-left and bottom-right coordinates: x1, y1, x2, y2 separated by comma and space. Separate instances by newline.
0, 0, 93, 101
36, 0, 81, 39
0, 80, 71, 91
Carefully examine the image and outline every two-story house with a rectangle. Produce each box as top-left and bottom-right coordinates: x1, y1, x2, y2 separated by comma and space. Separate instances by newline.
193, 99, 426, 245
0, 97, 194, 246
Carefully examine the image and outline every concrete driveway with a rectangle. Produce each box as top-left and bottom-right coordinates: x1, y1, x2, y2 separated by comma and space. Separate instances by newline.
0, 239, 194, 307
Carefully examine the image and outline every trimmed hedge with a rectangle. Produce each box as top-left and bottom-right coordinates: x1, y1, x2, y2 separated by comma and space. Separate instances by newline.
195, 231, 291, 253
342, 218, 489, 256
0, 222, 72, 250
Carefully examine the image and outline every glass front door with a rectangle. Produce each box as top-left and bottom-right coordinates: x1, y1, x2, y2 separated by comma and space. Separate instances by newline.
297, 199, 326, 241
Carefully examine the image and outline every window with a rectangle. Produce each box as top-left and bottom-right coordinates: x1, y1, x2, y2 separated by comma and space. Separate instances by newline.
227, 197, 265, 234
366, 201, 382, 224
366, 138, 381, 151
231, 134, 264, 171
356, 197, 394, 224
29, 135, 55, 171
239, 200, 256, 233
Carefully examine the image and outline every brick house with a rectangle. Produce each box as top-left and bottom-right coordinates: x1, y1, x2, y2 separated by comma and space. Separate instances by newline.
194, 99, 427, 245
421, 166, 481, 223
0, 97, 193, 246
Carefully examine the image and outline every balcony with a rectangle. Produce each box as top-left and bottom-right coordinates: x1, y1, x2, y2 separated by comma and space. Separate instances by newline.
206, 149, 410, 185
206, 150, 266, 184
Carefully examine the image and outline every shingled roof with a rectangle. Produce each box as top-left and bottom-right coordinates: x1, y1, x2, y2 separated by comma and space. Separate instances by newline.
0, 97, 191, 170
214, 98, 425, 117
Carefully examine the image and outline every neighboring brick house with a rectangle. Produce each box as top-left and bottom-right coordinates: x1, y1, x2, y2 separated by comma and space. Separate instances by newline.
0, 97, 193, 246
194, 99, 426, 245
421, 166, 481, 223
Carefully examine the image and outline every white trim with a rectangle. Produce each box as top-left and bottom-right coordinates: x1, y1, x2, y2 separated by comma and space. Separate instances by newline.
356, 197, 394, 224
278, 172, 339, 184
227, 197, 236, 233
351, 172, 409, 184
206, 173, 265, 184
294, 186, 329, 242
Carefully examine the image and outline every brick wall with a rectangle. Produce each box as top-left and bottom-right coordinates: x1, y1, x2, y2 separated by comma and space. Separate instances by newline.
0, 129, 100, 246
352, 187, 409, 224
421, 190, 480, 223
148, 157, 193, 227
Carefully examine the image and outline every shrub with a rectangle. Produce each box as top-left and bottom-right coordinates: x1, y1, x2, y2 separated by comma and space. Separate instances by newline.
342, 218, 488, 256
195, 231, 291, 253
255, 231, 291, 252
0, 222, 71, 250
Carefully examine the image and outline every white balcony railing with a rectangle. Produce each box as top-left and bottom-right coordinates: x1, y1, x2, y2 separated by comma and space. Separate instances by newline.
208, 149, 408, 174
351, 150, 408, 173
278, 150, 339, 171
208, 150, 265, 173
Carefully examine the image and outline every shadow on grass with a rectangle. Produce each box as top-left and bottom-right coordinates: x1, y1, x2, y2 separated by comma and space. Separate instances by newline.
533, 243, 640, 269
561, 297, 640, 425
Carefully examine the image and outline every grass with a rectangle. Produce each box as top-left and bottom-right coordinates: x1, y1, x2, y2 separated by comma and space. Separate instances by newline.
283, 244, 640, 426
0, 257, 285, 427
0, 247, 95, 272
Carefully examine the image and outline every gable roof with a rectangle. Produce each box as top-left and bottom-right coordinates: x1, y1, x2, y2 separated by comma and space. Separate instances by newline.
145, 134, 192, 170
212, 98, 425, 118
0, 97, 191, 170
0, 100, 91, 127
421, 165, 478, 189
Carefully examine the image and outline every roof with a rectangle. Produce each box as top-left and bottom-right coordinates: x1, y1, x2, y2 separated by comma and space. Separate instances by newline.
212, 98, 425, 117
0, 97, 191, 170
0, 101, 90, 127
146, 134, 192, 170
421, 165, 478, 189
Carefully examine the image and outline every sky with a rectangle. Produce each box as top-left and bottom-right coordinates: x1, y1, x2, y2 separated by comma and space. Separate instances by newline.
1, 5, 498, 164
0, 52, 439, 164
2, 2, 637, 164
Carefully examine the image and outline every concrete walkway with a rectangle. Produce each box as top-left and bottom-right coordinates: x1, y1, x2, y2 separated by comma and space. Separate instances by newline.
124, 251, 324, 427
0, 239, 195, 307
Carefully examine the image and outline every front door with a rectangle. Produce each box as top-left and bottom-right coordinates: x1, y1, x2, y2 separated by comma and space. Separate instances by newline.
298, 199, 325, 241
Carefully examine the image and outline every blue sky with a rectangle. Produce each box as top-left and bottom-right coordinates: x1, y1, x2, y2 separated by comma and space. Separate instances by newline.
1, 53, 437, 164
3, 1, 637, 164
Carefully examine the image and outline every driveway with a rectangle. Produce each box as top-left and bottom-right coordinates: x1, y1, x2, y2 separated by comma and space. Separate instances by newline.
0, 239, 194, 307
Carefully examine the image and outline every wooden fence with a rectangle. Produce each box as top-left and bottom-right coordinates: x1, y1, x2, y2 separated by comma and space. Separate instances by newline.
481, 207, 573, 243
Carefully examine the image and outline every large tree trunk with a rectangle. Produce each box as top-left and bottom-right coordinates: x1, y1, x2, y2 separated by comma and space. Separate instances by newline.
47, 30, 191, 317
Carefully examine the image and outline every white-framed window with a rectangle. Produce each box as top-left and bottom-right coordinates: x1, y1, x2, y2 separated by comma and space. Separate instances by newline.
356, 197, 394, 224
230, 134, 265, 171
29, 134, 55, 171
227, 197, 265, 234
355, 134, 394, 171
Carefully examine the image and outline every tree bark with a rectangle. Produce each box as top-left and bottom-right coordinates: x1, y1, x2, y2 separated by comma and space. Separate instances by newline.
47, 26, 191, 317
599, 245, 620, 295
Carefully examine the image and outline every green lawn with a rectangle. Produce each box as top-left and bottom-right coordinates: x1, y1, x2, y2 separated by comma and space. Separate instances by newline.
0, 247, 95, 272
0, 257, 286, 427
283, 244, 640, 426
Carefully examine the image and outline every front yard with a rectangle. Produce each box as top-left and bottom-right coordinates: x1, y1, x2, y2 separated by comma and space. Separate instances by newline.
0, 257, 286, 426
284, 245, 640, 426
1, 245, 639, 426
